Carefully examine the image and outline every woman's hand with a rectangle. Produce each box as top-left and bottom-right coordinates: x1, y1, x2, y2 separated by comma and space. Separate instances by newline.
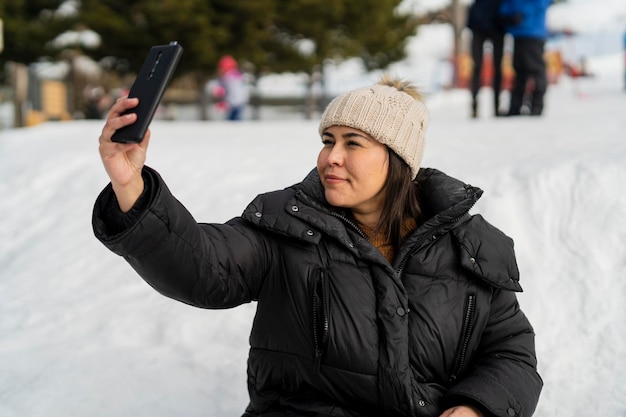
439, 405, 485, 417
98, 97, 150, 212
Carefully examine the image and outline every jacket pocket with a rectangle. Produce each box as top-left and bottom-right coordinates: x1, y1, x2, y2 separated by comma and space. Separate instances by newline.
312, 268, 329, 373
449, 293, 477, 382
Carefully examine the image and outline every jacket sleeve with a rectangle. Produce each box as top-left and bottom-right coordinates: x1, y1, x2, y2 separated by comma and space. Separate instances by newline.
442, 291, 543, 417
92, 166, 277, 308
444, 216, 543, 417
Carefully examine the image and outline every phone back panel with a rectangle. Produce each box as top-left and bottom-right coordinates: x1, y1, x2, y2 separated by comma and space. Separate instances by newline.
111, 43, 183, 143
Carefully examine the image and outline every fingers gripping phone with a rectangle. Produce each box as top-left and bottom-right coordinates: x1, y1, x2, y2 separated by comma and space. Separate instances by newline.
111, 42, 183, 143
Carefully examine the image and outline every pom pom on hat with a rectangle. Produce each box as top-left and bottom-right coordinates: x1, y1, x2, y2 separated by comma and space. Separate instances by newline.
318, 81, 429, 179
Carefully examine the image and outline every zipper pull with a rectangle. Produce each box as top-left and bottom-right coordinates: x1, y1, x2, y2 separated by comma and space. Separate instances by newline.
315, 349, 323, 373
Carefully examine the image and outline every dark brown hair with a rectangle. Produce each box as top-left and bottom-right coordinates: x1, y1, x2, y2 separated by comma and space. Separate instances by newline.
377, 149, 422, 252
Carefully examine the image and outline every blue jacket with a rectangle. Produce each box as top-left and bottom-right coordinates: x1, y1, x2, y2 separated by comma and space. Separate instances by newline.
499, 0, 551, 39
467, 0, 504, 36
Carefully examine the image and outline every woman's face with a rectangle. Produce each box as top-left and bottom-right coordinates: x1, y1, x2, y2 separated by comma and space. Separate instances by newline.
317, 125, 389, 222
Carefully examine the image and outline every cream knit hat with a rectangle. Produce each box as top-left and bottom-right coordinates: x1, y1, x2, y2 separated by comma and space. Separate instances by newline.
318, 83, 429, 179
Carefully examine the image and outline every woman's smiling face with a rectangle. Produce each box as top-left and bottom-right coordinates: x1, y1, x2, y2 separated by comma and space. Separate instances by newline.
317, 125, 389, 225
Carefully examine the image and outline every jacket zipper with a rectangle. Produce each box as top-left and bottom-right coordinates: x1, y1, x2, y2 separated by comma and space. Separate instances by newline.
312, 269, 329, 373
449, 293, 477, 382
395, 232, 429, 276
330, 211, 368, 240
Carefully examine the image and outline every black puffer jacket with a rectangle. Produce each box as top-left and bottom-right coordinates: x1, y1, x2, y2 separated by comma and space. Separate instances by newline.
93, 166, 542, 417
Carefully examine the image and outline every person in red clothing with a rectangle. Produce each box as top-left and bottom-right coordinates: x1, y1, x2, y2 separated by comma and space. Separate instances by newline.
215, 55, 249, 121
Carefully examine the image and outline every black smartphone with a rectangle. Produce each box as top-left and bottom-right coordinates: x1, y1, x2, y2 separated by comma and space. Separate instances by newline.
111, 41, 183, 143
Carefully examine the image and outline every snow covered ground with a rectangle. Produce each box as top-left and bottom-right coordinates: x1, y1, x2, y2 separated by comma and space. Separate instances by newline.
1, 3, 626, 416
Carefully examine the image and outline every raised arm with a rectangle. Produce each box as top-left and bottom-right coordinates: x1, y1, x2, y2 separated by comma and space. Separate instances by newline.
98, 97, 148, 212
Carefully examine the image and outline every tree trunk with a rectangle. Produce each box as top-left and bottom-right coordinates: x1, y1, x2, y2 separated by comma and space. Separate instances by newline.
450, 0, 466, 88
9, 62, 28, 128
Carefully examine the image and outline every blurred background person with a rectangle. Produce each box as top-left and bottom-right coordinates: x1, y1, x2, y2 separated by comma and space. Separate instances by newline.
213, 55, 250, 121
466, 0, 506, 118
499, 0, 552, 116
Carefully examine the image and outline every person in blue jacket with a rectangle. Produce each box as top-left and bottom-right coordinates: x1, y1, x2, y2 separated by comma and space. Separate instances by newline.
466, 0, 506, 118
499, 0, 552, 116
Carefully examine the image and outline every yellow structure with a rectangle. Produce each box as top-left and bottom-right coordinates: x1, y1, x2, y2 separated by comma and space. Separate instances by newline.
26, 80, 72, 126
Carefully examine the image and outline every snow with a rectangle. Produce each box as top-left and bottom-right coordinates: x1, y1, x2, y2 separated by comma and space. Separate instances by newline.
1, 5, 626, 417
548, 0, 626, 33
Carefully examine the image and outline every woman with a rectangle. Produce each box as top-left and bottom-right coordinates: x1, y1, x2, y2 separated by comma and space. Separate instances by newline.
93, 76, 542, 417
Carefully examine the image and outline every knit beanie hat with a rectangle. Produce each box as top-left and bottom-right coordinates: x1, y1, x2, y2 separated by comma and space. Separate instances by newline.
318, 83, 429, 179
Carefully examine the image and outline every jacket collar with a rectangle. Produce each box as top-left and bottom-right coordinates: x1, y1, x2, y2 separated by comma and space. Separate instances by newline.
242, 167, 482, 246
295, 167, 483, 228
